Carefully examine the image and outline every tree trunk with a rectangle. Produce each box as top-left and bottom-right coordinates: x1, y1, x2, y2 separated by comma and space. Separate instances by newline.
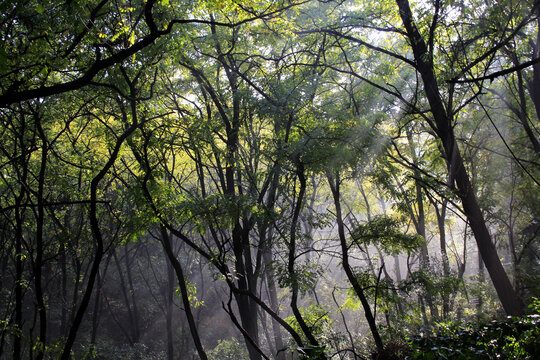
260, 166, 286, 360
231, 223, 262, 360
14, 200, 24, 360
159, 226, 208, 360
90, 271, 101, 345
124, 245, 141, 343
13, 111, 30, 360
166, 261, 175, 360
262, 230, 286, 360
112, 248, 137, 345
34, 110, 48, 360
289, 163, 322, 353
328, 172, 384, 351
437, 201, 450, 318
527, 6, 540, 138
477, 249, 485, 321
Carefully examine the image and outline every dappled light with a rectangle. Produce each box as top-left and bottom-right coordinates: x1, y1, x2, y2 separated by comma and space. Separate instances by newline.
0, 0, 539, 359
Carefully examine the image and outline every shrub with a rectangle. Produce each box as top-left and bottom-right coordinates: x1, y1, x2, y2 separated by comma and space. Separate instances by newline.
408, 314, 540, 359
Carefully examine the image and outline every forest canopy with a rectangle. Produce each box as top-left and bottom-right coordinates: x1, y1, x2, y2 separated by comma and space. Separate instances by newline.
0, 0, 539, 359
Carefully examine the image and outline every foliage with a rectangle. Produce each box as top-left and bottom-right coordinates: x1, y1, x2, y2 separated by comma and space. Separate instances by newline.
285, 304, 331, 343
297, 344, 327, 360
351, 215, 425, 255
0, 0, 539, 359
402, 270, 461, 300
207, 338, 249, 360
276, 262, 324, 296
409, 312, 540, 359
372, 341, 411, 360
92, 343, 166, 360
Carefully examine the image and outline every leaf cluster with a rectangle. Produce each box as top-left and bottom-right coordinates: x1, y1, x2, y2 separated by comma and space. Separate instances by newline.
409, 312, 540, 359
350, 214, 425, 255
276, 262, 324, 296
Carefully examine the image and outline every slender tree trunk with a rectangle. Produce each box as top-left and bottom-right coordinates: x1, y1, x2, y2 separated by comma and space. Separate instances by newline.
231, 223, 262, 360
527, 6, 540, 136
437, 201, 450, 318
405, 128, 438, 321
507, 171, 520, 293
419, 296, 429, 330
260, 311, 276, 357
289, 163, 322, 353
13, 111, 29, 360
166, 261, 175, 360
90, 271, 101, 345
0, 224, 10, 355
394, 256, 402, 282
327, 172, 384, 351
159, 226, 208, 360
60, 242, 68, 334
124, 245, 141, 342
222, 66, 261, 359
260, 167, 286, 360
14, 202, 24, 360
262, 230, 286, 360
34, 110, 48, 360
516, 64, 540, 154
426, 192, 450, 318
112, 249, 136, 345
477, 250, 485, 321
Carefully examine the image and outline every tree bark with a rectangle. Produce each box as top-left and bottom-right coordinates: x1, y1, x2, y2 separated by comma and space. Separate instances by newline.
289, 163, 322, 352
159, 226, 208, 360
262, 229, 286, 360
33, 108, 48, 360
124, 246, 141, 342
166, 261, 175, 360
327, 172, 384, 351
527, 5, 540, 135
13, 109, 30, 360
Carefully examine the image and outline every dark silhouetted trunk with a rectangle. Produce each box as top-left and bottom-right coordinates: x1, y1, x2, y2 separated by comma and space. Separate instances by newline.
14, 200, 23, 360
289, 163, 322, 354
166, 261, 175, 360
33, 109, 48, 360
13, 110, 30, 360
262, 229, 286, 359
426, 190, 450, 318
90, 271, 101, 345
477, 250, 485, 321
124, 246, 141, 342
159, 226, 208, 360
527, 6, 540, 142
328, 172, 384, 351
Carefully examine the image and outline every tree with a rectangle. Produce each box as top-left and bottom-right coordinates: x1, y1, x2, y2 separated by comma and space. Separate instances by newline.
301, 0, 532, 316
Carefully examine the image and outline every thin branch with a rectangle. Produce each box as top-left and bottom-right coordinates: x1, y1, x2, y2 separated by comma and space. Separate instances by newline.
449, 57, 540, 84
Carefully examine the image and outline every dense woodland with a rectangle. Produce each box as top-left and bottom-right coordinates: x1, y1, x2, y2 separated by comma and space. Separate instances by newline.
0, 0, 539, 359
